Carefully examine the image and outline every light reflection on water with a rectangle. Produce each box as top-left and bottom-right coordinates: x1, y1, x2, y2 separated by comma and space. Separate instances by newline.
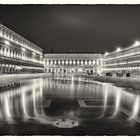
0, 76, 139, 127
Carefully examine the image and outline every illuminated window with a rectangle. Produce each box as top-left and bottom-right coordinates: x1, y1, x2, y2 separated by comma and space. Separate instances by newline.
89, 60, 91, 65
73, 60, 75, 65
69, 60, 72, 65
62, 60, 64, 65
66, 60, 68, 65
77, 60, 79, 65
85, 60, 87, 65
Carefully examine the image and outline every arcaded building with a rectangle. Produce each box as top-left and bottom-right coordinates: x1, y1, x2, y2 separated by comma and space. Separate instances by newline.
0, 23, 44, 74
103, 41, 140, 77
44, 53, 103, 75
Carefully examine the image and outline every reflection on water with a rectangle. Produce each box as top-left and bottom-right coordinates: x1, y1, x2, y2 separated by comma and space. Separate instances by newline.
0, 76, 140, 135
0, 79, 54, 124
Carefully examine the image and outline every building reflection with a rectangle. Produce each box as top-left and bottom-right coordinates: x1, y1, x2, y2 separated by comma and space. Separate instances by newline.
101, 83, 140, 121
129, 95, 140, 120
112, 88, 122, 117
0, 79, 53, 124
0, 78, 139, 124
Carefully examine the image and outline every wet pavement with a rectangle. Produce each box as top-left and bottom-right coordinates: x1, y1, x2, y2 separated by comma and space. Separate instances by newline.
0, 76, 140, 135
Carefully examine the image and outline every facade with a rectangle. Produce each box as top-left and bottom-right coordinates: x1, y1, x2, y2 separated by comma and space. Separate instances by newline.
103, 41, 140, 77
0, 23, 44, 74
44, 53, 103, 75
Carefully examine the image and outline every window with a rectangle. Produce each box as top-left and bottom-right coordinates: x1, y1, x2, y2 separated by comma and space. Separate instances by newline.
15, 36, 17, 41
49, 60, 51, 65
2, 29, 5, 35
6, 31, 9, 37
9, 33, 12, 39
79, 60, 81, 65
68, 60, 70, 65
64, 60, 66, 65
62, 60, 64, 65
83, 60, 85, 65
71, 60, 73, 65
56, 60, 58, 65
87, 60, 89, 65
77, 60, 79, 65
95, 60, 97, 65
99, 60, 101, 65
45, 60, 48, 65
13, 35, 15, 40
75, 60, 77, 65
18, 38, 20, 43
53, 60, 55, 65
91, 60, 93, 65
60, 60, 62, 65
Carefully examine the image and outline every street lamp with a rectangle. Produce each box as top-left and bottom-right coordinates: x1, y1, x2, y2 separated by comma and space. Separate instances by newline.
32, 52, 36, 55
5, 40, 10, 45
116, 47, 121, 52
133, 40, 140, 47
21, 48, 26, 51
104, 52, 109, 56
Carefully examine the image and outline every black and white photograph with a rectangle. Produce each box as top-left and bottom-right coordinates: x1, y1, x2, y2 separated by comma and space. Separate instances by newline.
0, 1, 140, 137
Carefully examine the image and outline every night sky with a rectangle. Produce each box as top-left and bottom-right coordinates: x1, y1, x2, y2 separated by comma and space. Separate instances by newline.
0, 5, 140, 53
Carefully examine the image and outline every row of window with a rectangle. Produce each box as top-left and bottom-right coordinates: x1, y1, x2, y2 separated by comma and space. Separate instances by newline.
1, 28, 30, 47
45, 59, 102, 65
105, 46, 140, 60
0, 64, 43, 74
104, 55, 140, 65
0, 46, 43, 64
0, 27, 42, 55
45, 68, 97, 73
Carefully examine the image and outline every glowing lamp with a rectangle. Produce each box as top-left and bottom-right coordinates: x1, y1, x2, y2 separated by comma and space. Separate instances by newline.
21, 48, 26, 51
104, 52, 109, 56
32, 52, 36, 55
116, 47, 121, 52
5, 40, 10, 45
133, 40, 140, 46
